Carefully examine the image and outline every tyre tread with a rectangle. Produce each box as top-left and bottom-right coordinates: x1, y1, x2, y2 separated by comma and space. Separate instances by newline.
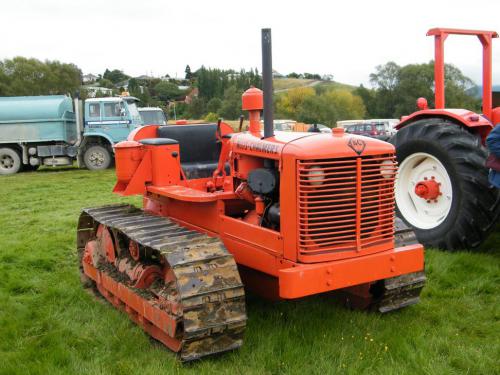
390, 118, 500, 250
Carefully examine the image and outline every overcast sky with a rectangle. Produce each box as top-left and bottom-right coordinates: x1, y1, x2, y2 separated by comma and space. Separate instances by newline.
1, 0, 500, 86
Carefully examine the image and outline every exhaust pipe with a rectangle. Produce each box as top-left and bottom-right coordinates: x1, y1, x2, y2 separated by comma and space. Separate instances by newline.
261, 28, 274, 139
73, 92, 84, 147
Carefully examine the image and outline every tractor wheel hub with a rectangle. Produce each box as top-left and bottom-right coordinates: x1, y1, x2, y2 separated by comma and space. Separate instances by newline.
414, 178, 441, 200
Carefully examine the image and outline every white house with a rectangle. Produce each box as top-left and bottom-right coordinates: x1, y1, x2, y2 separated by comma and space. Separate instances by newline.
82, 73, 98, 84
82, 85, 113, 98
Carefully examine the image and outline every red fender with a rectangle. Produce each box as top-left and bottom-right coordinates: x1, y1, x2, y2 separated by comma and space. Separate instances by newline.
396, 108, 494, 144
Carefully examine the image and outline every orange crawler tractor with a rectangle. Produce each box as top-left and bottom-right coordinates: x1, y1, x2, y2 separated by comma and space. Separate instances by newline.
77, 29, 426, 361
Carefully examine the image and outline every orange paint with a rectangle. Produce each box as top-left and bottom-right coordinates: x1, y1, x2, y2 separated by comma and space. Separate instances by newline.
110, 87, 424, 301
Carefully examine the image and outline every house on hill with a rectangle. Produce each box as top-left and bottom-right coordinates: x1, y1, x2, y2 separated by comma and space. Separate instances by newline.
82, 73, 98, 84
82, 85, 113, 97
184, 87, 199, 104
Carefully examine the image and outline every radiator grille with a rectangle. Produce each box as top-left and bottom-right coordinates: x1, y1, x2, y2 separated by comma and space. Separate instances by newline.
297, 154, 396, 261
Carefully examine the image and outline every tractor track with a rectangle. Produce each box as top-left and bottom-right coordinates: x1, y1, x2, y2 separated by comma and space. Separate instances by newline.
77, 205, 425, 361
77, 204, 246, 362
371, 217, 426, 313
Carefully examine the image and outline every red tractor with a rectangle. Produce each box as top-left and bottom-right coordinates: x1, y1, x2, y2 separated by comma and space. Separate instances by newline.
391, 28, 500, 250
77, 30, 425, 361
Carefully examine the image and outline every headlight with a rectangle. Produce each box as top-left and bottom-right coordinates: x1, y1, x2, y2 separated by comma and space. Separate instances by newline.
307, 165, 324, 185
380, 160, 395, 179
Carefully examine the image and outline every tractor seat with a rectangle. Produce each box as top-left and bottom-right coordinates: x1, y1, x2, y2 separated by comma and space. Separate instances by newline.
157, 124, 227, 179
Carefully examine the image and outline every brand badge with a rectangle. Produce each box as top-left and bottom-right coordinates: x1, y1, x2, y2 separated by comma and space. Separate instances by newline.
348, 138, 366, 155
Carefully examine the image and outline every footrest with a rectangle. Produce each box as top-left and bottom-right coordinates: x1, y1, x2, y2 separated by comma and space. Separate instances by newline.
147, 185, 218, 202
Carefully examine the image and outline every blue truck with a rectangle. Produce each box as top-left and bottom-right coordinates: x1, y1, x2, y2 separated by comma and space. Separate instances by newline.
0, 95, 143, 175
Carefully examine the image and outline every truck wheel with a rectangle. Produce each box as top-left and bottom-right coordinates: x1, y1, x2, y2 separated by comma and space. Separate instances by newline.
84, 145, 112, 171
0, 147, 22, 175
390, 118, 500, 250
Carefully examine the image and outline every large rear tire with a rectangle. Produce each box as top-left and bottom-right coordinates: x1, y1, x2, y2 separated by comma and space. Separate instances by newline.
390, 118, 500, 250
0, 147, 22, 175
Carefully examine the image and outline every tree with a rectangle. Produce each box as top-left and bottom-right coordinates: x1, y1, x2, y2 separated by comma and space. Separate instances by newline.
296, 95, 336, 125
324, 90, 365, 122
392, 63, 434, 116
287, 72, 300, 79
443, 64, 479, 110
154, 81, 184, 101
185, 65, 192, 80
369, 61, 401, 117
275, 87, 315, 118
275, 87, 365, 127
103, 69, 129, 84
97, 78, 114, 89
303, 73, 321, 80
353, 84, 377, 118
370, 62, 401, 91
195, 66, 262, 101
368, 61, 480, 117
0, 57, 81, 96
219, 86, 242, 120
128, 78, 139, 93
187, 97, 207, 119
205, 112, 219, 122
207, 97, 222, 114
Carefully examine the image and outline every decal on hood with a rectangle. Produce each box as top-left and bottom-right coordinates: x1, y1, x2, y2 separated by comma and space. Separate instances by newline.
348, 138, 366, 155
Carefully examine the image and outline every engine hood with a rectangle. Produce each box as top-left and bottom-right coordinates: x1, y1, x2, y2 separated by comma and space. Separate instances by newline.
231, 130, 394, 160
281, 131, 395, 159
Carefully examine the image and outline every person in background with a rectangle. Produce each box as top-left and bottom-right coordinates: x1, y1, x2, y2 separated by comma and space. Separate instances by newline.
486, 124, 500, 188
308, 124, 321, 133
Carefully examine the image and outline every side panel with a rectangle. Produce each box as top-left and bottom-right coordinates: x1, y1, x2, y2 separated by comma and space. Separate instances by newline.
220, 215, 282, 256
144, 194, 221, 235
142, 194, 285, 277
0, 120, 76, 144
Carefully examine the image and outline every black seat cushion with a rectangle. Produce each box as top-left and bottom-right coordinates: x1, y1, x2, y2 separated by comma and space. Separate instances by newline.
157, 124, 220, 163
140, 138, 179, 145
157, 124, 223, 179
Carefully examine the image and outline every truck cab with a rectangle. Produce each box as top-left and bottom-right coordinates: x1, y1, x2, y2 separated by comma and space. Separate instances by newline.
138, 107, 167, 126
80, 96, 143, 170
83, 96, 142, 143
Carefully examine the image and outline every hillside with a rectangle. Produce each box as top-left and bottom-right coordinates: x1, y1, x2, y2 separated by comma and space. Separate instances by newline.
274, 78, 356, 93
467, 84, 500, 99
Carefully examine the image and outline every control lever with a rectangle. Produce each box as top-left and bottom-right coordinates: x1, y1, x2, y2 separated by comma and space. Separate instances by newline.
216, 118, 222, 142
238, 115, 244, 132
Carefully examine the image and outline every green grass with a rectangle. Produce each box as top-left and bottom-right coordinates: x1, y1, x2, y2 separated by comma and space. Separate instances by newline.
273, 78, 356, 92
273, 78, 317, 91
0, 168, 499, 374
315, 81, 356, 92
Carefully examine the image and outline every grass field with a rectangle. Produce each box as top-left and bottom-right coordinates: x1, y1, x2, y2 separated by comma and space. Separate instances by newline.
273, 78, 356, 93
273, 78, 317, 91
0, 168, 499, 374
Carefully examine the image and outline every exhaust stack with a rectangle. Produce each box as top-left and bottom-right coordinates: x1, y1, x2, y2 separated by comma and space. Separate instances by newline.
261, 28, 274, 139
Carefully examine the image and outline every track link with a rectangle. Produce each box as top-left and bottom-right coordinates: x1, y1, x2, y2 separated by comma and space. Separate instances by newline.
77, 204, 246, 361
370, 217, 426, 313
340, 217, 426, 313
